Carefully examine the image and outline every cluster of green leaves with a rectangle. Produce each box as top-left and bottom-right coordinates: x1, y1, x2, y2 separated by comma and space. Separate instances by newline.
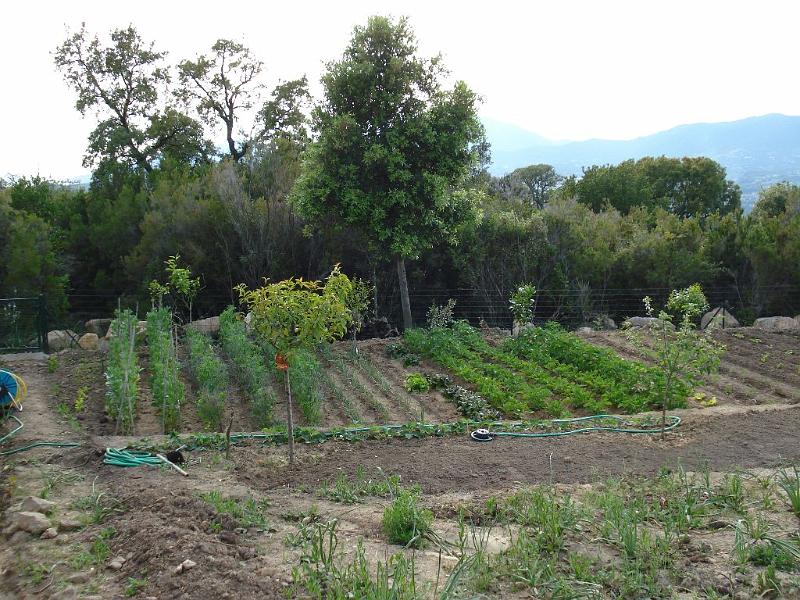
404, 373, 429, 393
200, 490, 269, 529
219, 307, 275, 427
319, 467, 401, 504
385, 342, 420, 366
382, 487, 433, 548
509, 284, 536, 325
145, 308, 184, 433
185, 328, 229, 430
105, 309, 139, 434
426, 298, 456, 329
405, 321, 686, 416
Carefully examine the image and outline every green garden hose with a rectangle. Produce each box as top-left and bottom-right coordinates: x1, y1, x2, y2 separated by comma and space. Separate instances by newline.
469, 414, 681, 442
103, 448, 164, 467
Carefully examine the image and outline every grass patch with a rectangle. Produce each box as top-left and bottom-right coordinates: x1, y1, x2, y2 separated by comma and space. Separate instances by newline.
200, 490, 269, 529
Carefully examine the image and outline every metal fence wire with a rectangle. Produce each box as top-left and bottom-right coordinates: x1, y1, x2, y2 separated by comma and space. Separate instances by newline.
0, 296, 49, 353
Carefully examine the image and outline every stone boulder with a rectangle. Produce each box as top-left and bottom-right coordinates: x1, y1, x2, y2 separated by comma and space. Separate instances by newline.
754, 316, 800, 332
186, 316, 220, 336
594, 315, 617, 330
625, 317, 675, 330
576, 327, 594, 334
10, 511, 51, 535
701, 308, 740, 330
78, 333, 100, 351
20, 496, 56, 514
47, 330, 78, 352
84, 318, 112, 337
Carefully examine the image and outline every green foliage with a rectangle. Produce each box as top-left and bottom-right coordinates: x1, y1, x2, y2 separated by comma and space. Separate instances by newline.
382, 488, 433, 548
404, 373, 430, 393
386, 342, 420, 366
219, 307, 275, 427
319, 468, 401, 504
237, 265, 352, 360
441, 384, 500, 421
105, 309, 139, 434
627, 285, 724, 432
509, 284, 537, 325
778, 466, 800, 518
200, 490, 269, 529
292, 519, 420, 599
185, 328, 229, 431
263, 341, 324, 424
426, 299, 456, 329
145, 308, 183, 433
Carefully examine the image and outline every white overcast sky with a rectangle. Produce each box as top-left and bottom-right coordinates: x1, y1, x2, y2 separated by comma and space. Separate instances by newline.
2, 0, 799, 180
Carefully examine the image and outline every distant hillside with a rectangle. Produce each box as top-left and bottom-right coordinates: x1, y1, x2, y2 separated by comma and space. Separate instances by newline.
486, 114, 800, 211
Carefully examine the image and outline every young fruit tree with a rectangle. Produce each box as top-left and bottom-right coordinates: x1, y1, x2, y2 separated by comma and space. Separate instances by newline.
626, 284, 724, 438
236, 266, 353, 464
509, 284, 537, 335
291, 15, 486, 330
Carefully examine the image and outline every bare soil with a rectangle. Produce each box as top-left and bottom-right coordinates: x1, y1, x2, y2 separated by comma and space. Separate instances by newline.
2, 328, 800, 599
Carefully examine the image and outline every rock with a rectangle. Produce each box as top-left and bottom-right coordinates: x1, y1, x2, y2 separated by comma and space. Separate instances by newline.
701, 307, 740, 330
97, 337, 109, 353
595, 315, 617, 330
20, 496, 56, 513
626, 316, 675, 330
58, 517, 83, 531
576, 327, 594, 334
244, 312, 254, 333
78, 333, 100, 351
9, 530, 30, 543
67, 569, 94, 584
512, 321, 535, 336
3, 524, 16, 537
84, 318, 112, 337
108, 557, 125, 571
11, 511, 51, 534
219, 531, 237, 545
186, 316, 220, 336
173, 559, 197, 574
47, 330, 78, 352
40, 527, 58, 539
754, 316, 800, 332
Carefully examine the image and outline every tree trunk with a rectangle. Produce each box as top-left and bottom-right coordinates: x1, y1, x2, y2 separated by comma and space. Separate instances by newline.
285, 369, 295, 465
396, 255, 413, 331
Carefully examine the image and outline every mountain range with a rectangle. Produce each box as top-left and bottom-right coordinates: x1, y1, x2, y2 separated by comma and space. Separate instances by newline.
484, 113, 800, 211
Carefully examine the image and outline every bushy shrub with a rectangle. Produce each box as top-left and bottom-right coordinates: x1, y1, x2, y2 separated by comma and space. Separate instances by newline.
426, 298, 456, 329
382, 488, 432, 548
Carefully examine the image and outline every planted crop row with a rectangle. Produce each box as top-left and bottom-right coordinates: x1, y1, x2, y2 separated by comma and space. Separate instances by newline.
403, 326, 557, 416
319, 345, 390, 421
219, 307, 275, 427
259, 340, 324, 425
503, 323, 688, 411
185, 328, 229, 431
146, 308, 184, 433
105, 309, 139, 434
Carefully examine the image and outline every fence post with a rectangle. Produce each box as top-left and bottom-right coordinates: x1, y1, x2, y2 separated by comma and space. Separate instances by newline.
38, 295, 49, 353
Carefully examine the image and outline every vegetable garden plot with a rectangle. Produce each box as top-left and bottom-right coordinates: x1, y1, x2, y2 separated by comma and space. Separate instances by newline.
403, 322, 687, 417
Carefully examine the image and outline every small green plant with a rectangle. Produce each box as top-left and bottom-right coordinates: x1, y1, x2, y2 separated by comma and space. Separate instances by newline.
125, 576, 148, 597
319, 468, 400, 504
74, 385, 88, 413
426, 298, 456, 329
145, 308, 183, 433
626, 285, 724, 436
200, 490, 270, 529
778, 465, 800, 517
510, 283, 537, 328
404, 373, 430, 393
382, 487, 433, 548
47, 355, 58, 373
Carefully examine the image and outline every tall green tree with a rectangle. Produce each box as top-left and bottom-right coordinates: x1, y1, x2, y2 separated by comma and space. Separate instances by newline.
291, 16, 485, 329
54, 25, 210, 172
506, 164, 563, 209
177, 39, 309, 162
